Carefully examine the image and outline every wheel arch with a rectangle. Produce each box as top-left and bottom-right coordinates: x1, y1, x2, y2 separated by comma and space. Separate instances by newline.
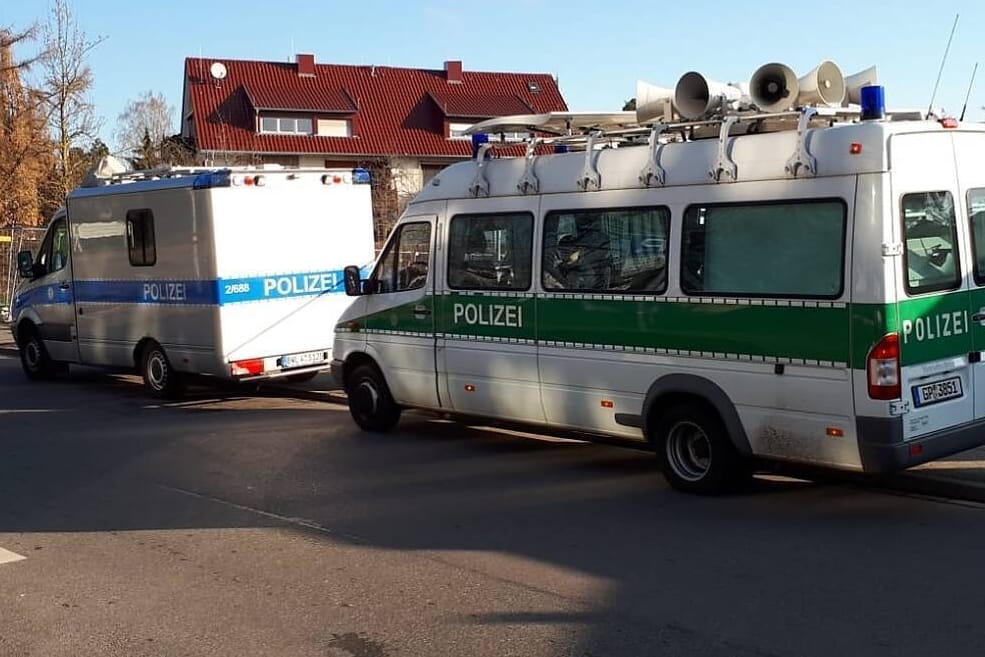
342, 351, 383, 387
641, 373, 751, 456
132, 337, 159, 369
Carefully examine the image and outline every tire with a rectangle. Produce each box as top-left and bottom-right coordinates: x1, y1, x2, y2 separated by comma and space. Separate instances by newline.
285, 371, 319, 384
345, 363, 401, 432
18, 326, 59, 381
651, 401, 741, 495
141, 342, 185, 399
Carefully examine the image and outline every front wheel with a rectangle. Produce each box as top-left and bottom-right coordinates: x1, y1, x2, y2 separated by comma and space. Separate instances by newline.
345, 364, 401, 432
18, 328, 60, 380
141, 342, 185, 399
651, 402, 742, 495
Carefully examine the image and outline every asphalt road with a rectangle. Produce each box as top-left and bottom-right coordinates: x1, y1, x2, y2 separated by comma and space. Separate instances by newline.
2, 354, 985, 657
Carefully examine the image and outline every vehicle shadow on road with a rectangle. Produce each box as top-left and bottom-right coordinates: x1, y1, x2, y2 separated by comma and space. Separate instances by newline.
3, 364, 984, 656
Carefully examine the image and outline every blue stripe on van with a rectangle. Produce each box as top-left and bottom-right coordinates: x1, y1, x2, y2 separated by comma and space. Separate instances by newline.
13, 284, 73, 310
74, 280, 219, 305
216, 269, 346, 304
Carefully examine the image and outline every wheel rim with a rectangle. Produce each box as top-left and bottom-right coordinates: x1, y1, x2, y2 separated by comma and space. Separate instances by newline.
147, 351, 168, 391
666, 420, 712, 482
351, 378, 380, 419
24, 338, 42, 371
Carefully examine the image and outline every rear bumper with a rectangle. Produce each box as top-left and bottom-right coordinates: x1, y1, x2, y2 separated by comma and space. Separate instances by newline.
857, 415, 985, 473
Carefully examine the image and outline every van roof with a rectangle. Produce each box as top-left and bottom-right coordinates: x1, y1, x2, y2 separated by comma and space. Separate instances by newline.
414, 119, 985, 202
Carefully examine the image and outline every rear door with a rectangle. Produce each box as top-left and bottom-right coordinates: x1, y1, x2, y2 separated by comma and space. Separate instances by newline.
952, 132, 985, 422
891, 133, 974, 439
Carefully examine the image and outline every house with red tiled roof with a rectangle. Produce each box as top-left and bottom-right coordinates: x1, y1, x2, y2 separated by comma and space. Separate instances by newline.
180, 54, 567, 205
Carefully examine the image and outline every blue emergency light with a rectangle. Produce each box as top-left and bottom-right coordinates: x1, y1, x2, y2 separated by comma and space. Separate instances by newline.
860, 85, 886, 121
471, 133, 489, 158
352, 168, 371, 184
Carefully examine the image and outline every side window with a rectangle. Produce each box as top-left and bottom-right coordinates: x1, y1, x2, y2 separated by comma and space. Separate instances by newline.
542, 207, 670, 293
681, 200, 845, 298
50, 220, 69, 273
371, 222, 432, 293
448, 212, 533, 290
902, 191, 958, 295
34, 227, 54, 275
967, 188, 985, 285
126, 209, 156, 267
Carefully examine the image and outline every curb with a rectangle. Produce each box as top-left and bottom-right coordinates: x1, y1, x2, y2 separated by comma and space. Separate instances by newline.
0, 345, 18, 357
873, 472, 985, 504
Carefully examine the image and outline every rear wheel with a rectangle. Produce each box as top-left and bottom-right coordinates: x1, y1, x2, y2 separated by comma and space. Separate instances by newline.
651, 402, 741, 495
345, 364, 401, 432
141, 342, 184, 399
18, 327, 59, 380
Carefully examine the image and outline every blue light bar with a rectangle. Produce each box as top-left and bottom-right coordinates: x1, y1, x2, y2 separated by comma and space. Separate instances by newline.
554, 144, 569, 154
352, 168, 371, 184
471, 133, 489, 158
193, 170, 231, 189
860, 85, 885, 121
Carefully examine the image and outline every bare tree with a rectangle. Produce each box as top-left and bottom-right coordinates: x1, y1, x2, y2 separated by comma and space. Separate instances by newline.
115, 90, 174, 165
38, 0, 105, 205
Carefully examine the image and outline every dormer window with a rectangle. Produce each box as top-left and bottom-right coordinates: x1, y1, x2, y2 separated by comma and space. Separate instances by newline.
260, 116, 313, 135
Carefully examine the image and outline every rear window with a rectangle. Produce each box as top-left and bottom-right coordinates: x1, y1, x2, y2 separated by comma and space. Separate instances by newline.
681, 200, 846, 298
902, 191, 959, 295
968, 188, 985, 285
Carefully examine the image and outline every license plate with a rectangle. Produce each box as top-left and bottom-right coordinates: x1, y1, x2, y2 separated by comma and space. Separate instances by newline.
912, 376, 963, 407
278, 350, 328, 369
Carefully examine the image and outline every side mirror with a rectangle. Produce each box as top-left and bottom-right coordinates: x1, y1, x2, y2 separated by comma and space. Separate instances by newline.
343, 265, 365, 296
16, 251, 34, 278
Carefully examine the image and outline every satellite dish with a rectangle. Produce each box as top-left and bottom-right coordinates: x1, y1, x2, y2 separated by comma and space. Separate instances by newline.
209, 62, 227, 81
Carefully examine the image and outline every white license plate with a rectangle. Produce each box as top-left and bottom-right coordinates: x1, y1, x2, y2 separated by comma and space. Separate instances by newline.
912, 376, 963, 407
278, 350, 328, 369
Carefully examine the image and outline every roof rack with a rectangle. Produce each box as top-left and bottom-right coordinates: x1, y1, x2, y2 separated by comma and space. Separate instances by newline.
464, 106, 927, 196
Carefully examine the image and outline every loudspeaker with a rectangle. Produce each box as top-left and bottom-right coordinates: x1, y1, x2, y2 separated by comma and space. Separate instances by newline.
673, 71, 742, 119
843, 66, 878, 105
749, 62, 800, 112
796, 60, 845, 107
635, 80, 675, 123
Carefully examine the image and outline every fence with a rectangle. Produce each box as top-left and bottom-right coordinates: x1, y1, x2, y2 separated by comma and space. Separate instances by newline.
1, 226, 46, 322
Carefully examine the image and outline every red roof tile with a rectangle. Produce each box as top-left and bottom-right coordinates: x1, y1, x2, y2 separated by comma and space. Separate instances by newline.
427, 90, 533, 118
244, 81, 357, 113
183, 57, 567, 158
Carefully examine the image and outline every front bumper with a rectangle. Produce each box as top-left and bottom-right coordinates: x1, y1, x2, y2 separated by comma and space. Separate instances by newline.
330, 358, 345, 388
857, 415, 985, 473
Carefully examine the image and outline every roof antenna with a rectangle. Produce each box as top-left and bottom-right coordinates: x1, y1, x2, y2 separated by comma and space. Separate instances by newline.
927, 13, 959, 117
959, 62, 978, 121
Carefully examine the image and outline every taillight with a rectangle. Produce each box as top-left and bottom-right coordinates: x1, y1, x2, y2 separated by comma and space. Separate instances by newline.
230, 359, 264, 376
867, 333, 901, 400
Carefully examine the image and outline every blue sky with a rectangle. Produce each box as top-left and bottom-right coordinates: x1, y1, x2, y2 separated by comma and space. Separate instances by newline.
4, 0, 984, 150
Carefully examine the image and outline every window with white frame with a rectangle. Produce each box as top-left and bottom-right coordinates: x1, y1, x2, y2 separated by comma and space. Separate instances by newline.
259, 116, 314, 135
317, 119, 352, 137
449, 122, 473, 139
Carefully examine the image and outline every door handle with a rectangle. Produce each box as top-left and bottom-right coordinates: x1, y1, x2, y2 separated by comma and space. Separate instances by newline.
413, 305, 431, 316
972, 313, 985, 323
59, 282, 71, 290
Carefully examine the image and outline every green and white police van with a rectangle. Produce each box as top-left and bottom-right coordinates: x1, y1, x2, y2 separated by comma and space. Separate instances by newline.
330, 77, 985, 493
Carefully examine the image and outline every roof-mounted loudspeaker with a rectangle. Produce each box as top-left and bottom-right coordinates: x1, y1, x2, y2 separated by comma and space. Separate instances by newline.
673, 71, 742, 120
635, 80, 674, 123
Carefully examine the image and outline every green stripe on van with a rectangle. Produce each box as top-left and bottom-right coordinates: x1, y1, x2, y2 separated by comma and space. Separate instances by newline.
351, 291, 976, 369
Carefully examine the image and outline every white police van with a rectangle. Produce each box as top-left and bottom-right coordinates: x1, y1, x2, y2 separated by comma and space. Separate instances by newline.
12, 163, 374, 397
330, 60, 985, 494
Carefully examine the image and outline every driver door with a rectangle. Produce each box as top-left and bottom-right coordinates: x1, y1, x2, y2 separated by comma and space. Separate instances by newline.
363, 217, 439, 409
28, 216, 79, 362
